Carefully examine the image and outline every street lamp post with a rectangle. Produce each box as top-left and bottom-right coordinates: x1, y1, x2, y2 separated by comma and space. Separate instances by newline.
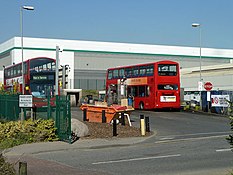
192, 23, 202, 110
20, 5, 34, 95
20, 5, 34, 121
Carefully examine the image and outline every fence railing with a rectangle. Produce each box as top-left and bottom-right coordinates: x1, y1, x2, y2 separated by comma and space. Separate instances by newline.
0, 94, 71, 143
0, 94, 20, 121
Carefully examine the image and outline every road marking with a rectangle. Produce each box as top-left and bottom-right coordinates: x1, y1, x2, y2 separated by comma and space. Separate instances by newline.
159, 137, 175, 141
216, 148, 232, 152
158, 131, 231, 138
155, 135, 228, 144
92, 154, 181, 165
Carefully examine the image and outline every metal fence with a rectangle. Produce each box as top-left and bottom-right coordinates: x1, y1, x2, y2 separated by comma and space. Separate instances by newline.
0, 94, 71, 143
55, 95, 71, 143
0, 94, 20, 121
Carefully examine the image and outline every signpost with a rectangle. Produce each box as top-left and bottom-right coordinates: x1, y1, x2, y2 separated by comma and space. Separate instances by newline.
204, 81, 213, 91
19, 95, 33, 120
204, 81, 213, 112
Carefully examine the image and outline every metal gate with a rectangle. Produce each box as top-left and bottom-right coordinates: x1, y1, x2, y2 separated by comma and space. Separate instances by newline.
55, 95, 72, 143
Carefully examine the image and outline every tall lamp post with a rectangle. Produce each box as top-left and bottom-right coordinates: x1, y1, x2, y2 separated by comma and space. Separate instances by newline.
20, 5, 34, 121
20, 5, 34, 95
192, 23, 202, 110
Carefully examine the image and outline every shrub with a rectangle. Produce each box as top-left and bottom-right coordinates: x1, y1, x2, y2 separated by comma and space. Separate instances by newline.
0, 154, 15, 175
227, 101, 233, 148
227, 116, 233, 148
0, 119, 59, 149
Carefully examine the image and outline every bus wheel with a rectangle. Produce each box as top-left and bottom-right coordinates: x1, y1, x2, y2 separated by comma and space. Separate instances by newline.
139, 102, 144, 110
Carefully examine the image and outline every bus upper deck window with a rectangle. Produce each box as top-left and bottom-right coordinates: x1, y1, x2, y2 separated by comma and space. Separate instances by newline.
139, 67, 146, 76
113, 69, 119, 79
119, 68, 125, 78
133, 67, 139, 77
125, 68, 132, 78
146, 65, 154, 76
108, 70, 113, 79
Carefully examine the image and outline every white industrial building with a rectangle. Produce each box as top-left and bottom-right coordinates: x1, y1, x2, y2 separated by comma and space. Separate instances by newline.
1, 37, 233, 91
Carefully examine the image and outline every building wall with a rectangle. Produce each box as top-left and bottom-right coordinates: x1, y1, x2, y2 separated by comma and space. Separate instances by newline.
181, 64, 233, 91
73, 51, 231, 90
1, 37, 233, 91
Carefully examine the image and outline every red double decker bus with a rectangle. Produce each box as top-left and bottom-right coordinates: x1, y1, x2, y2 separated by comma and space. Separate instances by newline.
3, 57, 56, 107
106, 60, 180, 110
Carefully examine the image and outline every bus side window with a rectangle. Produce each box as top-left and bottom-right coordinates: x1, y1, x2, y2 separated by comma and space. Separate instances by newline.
131, 86, 138, 97
133, 67, 139, 77
108, 70, 113, 79
125, 68, 132, 78
146, 65, 154, 76
24, 63, 28, 74
139, 66, 146, 76
119, 68, 125, 78
113, 69, 118, 79
139, 86, 146, 97
10, 68, 13, 77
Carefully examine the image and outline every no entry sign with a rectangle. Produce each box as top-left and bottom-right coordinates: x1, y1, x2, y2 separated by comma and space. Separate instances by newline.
204, 82, 213, 91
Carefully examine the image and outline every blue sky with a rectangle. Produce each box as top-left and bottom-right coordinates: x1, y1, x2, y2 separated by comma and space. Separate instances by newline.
1, 0, 233, 49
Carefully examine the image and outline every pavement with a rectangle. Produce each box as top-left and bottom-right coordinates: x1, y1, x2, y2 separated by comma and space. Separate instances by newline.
3, 135, 153, 175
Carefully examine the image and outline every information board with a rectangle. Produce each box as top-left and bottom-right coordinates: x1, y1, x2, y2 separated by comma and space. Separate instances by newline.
19, 95, 33, 108
211, 95, 229, 107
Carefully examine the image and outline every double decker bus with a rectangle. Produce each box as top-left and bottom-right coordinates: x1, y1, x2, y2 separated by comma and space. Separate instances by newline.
3, 57, 56, 107
106, 60, 180, 110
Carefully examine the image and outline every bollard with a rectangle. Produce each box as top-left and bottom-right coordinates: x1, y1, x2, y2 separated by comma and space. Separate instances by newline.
102, 110, 106, 123
113, 119, 117, 136
140, 114, 146, 136
121, 112, 125, 126
19, 161, 27, 175
83, 108, 87, 121
145, 116, 150, 132
30, 108, 33, 121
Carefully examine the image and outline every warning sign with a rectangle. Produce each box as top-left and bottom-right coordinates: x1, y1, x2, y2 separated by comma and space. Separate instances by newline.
211, 95, 229, 107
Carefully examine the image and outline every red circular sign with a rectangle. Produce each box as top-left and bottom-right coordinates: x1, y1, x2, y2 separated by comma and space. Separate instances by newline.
204, 82, 213, 91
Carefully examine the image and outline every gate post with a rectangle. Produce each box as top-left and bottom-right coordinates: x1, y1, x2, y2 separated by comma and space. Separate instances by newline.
67, 95, 72, 144
47, 88, 51, 119
55, 95, 60, 137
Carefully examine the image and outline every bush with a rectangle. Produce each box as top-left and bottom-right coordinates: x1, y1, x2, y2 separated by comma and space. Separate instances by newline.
227, 101, 233, 148
227, 116, 233, 148
0, 154, 15, 175
0, 119, 59, 149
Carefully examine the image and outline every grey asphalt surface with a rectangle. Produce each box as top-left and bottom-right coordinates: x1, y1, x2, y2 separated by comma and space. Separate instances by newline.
4, 137, 151, 175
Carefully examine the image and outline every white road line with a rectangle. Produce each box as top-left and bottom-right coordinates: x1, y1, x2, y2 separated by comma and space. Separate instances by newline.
159, 137, 175, 141
155, 135, 228, 144
158, 131, 231, 138
216, 148, 232, 152
92, 154, 181, 165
